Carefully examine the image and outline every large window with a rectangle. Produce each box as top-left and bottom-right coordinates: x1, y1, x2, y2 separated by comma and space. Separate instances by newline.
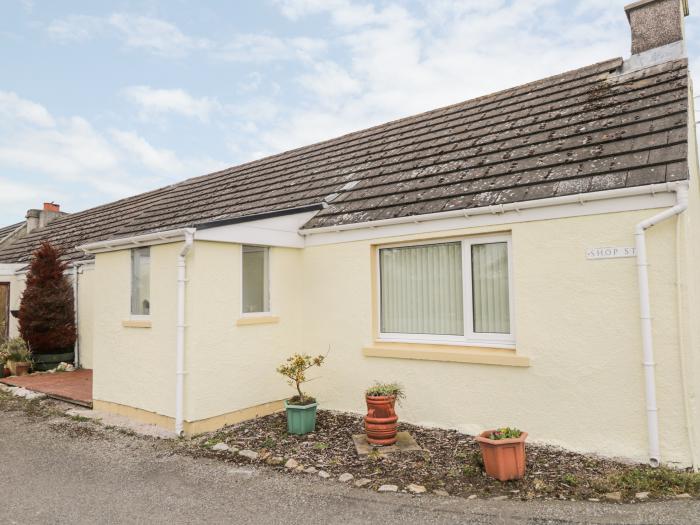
242, 245, 269, 314
378, 235, 513, 346
130, 247, 151, 316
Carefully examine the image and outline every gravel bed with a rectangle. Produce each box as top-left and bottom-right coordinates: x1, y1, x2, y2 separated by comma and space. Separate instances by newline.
188, 410, 700, 502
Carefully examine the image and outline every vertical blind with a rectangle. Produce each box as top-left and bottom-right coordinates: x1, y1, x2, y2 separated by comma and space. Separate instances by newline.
242, 245, 269, 313
471, 242, 510, 334
380, 242, 464, 335
130, 247, 150, 315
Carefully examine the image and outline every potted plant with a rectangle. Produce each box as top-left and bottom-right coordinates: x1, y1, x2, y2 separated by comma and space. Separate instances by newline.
276, 353, 325, 435
364, 382, 405, 446
1, 337, 33, 376
0, 348, 9, 377
475, 427, 528, 481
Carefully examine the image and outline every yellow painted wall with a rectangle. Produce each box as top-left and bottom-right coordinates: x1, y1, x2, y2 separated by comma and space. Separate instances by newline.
92, 244, 179, 417
301, 210, 694, 466
77, 265, 95, 369
184, 242, 303, 422
88, 207, 697, 465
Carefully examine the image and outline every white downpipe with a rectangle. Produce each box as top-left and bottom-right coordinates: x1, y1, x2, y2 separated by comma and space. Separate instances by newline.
72, 264, 79, 368
635, 183, 689, 467
175, 229, 194, 437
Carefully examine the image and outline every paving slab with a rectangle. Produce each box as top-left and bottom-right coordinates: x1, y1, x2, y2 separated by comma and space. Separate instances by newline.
0, 369, 92, 407
352, 432, 421, 456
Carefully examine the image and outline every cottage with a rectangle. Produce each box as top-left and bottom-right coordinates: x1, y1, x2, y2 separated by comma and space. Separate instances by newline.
1, 0, 698, 468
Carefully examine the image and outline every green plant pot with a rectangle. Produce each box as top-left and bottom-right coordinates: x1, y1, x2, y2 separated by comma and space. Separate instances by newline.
284, 400, 318, 435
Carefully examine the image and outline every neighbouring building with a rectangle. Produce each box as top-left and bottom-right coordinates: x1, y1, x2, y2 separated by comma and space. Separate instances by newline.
1, 0, 698, 468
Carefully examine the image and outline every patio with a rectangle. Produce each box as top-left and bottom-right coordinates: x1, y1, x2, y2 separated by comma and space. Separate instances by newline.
0, 369, 92, 407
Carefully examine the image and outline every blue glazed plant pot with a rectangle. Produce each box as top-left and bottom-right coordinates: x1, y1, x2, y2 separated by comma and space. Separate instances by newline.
284, 400, 318, 435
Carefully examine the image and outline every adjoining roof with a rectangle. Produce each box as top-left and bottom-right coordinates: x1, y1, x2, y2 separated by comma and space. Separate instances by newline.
0, 222, 25, 244
0, 56, 688, 264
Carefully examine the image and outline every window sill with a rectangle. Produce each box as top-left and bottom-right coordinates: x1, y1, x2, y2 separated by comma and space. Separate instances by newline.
363, 342, 530, 367
122, 319, 152, 328
236, 315, 280, 327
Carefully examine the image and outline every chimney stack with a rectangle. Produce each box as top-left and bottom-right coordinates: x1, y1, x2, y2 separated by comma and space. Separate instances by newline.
25, 202, 62, 234
25, 209, 40, 234
625, 0, 689, 55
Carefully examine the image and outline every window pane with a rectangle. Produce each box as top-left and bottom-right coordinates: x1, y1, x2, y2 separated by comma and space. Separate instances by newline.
242, 245, 269, 313
131, 247, 150, 316
471, 242, 510, 334
380, 243, 463, 336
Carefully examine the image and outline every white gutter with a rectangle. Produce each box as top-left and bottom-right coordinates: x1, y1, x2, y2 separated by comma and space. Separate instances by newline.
299, 182, 687, 235
175, 229, 195, 436
634, 182, 689, 467
78, 228, 196, 254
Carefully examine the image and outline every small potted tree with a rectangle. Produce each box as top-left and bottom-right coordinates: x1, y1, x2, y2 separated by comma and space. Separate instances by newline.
475, 427, 528, 481
277, 353, 325, 435
1, 337, 32, 376
364, 382, 405, 446
18, 242, 76, 371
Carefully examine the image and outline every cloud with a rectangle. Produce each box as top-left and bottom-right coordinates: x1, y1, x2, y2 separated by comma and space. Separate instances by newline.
107, 14, 211, 57
0, 92, 227, 218
122, 86, 221, 122
216, 34, 326, 62
0, 91, 55, 127
47, 13, 211, 57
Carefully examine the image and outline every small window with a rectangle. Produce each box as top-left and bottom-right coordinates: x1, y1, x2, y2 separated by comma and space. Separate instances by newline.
378, 235, 513, 346
242, 245, 269, 314
130, 247, 150, 316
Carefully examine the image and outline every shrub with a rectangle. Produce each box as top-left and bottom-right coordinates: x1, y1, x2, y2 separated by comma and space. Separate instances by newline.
366, 382, 406, 403
18, 242, 76, 354
276, 353, 325, 405
0, 337, 32, 363
489, 427, 522, 440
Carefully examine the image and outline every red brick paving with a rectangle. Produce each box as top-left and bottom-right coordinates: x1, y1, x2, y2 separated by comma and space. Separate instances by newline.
1, 369, 92, 407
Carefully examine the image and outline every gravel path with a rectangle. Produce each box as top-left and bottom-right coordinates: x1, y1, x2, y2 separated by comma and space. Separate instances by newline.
1, 409, 699, 524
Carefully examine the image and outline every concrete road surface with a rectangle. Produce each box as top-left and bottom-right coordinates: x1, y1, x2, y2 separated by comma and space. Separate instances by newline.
0, 410, 698, 525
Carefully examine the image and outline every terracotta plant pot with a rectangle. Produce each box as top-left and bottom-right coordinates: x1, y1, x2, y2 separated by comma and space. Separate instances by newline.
475, 430, 528, 481
15, 362, 30, 376
364, 395, 398, 445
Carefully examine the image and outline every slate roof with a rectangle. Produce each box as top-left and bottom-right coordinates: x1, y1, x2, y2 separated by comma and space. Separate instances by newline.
0, 222, 24, 244
0, 56, 689, 264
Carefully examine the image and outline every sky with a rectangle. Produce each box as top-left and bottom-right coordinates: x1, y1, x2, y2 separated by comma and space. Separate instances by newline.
1, 0, 699, 225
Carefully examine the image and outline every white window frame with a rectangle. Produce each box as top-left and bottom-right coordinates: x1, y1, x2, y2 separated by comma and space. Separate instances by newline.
376, 234, 515, 348
240, 244, 271, 316
130, 246, 151, 319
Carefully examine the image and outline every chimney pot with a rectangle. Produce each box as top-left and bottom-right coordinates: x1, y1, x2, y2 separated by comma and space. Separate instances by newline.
625, 0, 689, 55
43, 202, 60, 213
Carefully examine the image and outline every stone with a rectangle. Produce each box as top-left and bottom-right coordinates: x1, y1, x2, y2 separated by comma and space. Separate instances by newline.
675, 493, 691, 499
635, 491, 650, 500
466, 494, 477, 500
318, 470, 331, 479
604, 492, 622, 502
433, 490, 450, 497
304, 467, 318, 474
268, 456, 284, 466
211, 443, 230, 452
294, 466, 305, 473
588, 498, 600, 502
354, 478, 372, 488
338, 473, 354, 483
238, 450, 259, 460
407, 484, 426, 494
491, 495, 508, 501
284, 458, 299, 469
378, 484, 399, 492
